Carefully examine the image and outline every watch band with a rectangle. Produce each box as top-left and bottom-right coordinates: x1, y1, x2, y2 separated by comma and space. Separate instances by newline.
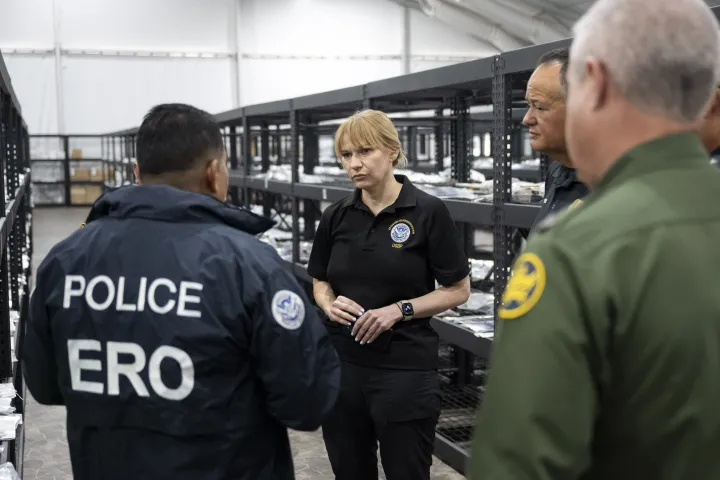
397, 301, 413, 321
395, 302, 405, 320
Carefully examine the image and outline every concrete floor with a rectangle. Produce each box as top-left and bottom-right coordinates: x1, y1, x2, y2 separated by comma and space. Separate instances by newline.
25, 207, 465, 479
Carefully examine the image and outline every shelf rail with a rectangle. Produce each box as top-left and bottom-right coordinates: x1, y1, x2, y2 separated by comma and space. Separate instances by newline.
0, 51, 31, 477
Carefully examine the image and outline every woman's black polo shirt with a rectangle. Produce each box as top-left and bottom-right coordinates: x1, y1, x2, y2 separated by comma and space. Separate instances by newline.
307, 175, 470, 370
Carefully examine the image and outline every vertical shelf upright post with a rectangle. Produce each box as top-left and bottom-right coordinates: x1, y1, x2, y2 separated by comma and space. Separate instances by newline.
62, 135, 70, 205
0, 93, 11, 379
130, 134, 137, 183
8, 112, 20, 312
289, 105, 300, 267
434, 108, 444, 173
260, 123, 270, 172
260, 122, 272, 218
241, 115, 252, 208
407, 126, 418, 168
492, 55, 514, 333
229, 126, 239, 205
450, 95, 474, 385
0, 94, 7, 206
450, 96, 473, 254
302, 115, 319, 241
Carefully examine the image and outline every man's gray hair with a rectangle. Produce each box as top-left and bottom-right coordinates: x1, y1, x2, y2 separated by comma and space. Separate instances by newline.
570, 0, 720, 123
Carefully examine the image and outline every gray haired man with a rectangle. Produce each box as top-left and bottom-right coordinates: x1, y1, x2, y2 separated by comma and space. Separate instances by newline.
470, 0, 720, 479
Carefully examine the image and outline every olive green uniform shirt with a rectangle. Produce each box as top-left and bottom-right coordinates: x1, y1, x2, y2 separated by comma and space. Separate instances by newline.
469, 133, 720, 480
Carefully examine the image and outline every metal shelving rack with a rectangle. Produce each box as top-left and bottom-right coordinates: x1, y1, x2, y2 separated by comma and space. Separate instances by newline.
0, 49, 32, 479
100, 52, 548, 476
12, 4, 720, 475
100, 38, 572, 475
30, 134, 108, 207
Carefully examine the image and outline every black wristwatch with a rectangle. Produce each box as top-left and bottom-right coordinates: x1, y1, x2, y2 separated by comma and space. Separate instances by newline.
397, 301, 414, 321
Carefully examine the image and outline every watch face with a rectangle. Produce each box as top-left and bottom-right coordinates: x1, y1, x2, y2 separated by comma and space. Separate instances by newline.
402, 303, 413, 315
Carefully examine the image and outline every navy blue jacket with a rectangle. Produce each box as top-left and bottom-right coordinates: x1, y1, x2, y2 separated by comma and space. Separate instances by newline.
22, 185, 340, 480
530, 162, 589, 231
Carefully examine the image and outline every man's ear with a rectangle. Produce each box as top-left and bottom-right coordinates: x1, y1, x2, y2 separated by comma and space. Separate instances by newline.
709, 89, 720, 116
205, 159, 220, 194
585, 57, 609, 112
132, 162, 141, 185
699, 90, 720, 120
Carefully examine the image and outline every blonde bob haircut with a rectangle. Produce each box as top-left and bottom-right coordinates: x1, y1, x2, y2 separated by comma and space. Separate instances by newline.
334, 109, 408, 169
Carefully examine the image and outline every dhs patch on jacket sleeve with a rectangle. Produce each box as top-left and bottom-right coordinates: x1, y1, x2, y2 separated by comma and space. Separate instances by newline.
271, 290, 306, 330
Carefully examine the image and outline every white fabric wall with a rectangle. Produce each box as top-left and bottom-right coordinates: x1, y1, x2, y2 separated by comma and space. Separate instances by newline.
0, 0, 494, 134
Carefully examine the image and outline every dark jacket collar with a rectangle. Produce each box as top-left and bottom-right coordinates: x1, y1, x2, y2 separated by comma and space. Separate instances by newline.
340, 175, 418, 212
84, 184, 274, 235
549, 161, 581, 187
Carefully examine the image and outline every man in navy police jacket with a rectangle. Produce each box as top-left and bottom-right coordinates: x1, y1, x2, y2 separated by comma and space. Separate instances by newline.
22, 103, 340, 480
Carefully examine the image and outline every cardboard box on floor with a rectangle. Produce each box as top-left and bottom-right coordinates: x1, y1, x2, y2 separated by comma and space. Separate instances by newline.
84, 185, 103, 204
70, 186, 85, 205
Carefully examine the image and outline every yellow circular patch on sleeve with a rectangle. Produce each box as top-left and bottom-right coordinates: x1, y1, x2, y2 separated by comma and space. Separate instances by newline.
498, 252, 547, 320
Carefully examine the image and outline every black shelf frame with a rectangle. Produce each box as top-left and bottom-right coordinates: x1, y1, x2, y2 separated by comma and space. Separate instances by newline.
99, 40, 565, 475
96, 8, 720, 470
29, 134, 110, 207
0, 50, 31, 478
222, 174, 537, 229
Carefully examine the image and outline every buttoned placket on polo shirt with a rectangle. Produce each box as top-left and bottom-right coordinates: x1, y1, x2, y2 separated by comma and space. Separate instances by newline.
341, 175, 418, 252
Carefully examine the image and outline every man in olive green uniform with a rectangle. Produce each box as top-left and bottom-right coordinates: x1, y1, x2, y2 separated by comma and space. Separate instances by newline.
469, 0, 720, 479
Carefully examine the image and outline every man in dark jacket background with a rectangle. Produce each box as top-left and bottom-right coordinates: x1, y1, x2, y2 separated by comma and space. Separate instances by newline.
22, 103, 340, 480
522, 47, 589, 233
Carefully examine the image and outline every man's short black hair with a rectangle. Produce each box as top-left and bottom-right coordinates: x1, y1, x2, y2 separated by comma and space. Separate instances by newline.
137, 103, 224, 176
537, 47, 570, 93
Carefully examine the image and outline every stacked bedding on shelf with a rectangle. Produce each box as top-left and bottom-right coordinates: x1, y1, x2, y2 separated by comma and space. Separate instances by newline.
247, 185, 503, 342
0, 289, 23, 454
472, 156, 541, 171
0, 219, 33, 447
435, 258, 496, 339
440, 316, 495, 339
245, 164, 544, 205
255, 215, 314, 265
0, 384, 22, 443
0, 462, 20, 479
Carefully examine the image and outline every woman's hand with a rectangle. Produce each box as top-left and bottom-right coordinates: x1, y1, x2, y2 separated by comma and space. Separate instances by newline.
326, 295, 364, 326
352, 304, 403, 345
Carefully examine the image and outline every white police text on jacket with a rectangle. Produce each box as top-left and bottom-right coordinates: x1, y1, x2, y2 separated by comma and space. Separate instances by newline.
63, 274, 203, 317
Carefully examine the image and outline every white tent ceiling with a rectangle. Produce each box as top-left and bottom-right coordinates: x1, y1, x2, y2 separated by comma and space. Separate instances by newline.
390, 0, 720, 53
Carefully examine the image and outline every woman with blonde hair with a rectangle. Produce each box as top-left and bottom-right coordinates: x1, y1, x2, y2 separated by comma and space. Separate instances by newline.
307, 109, 471, 480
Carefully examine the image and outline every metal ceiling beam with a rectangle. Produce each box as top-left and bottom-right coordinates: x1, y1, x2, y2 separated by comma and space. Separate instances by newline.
545, 0, 594, 6
385, 0, 422, 10
420, 0, 528, 51
509, 0, 583, 24
493, 0, 575, 30
385, 0, 498, 52
535, 12, 574, 30
493, 0, 544, 16
464, 0, 570, 43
